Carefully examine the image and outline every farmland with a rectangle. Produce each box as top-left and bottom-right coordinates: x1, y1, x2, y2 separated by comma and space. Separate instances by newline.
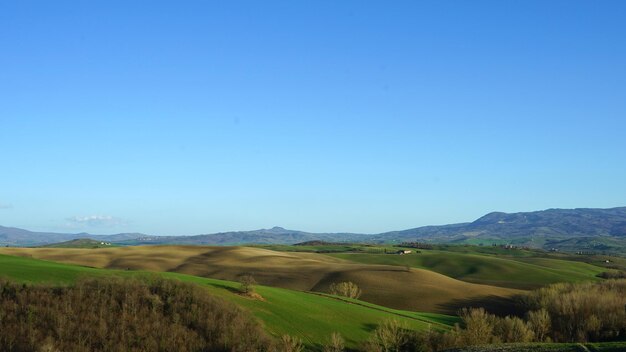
0, 253, 454, 349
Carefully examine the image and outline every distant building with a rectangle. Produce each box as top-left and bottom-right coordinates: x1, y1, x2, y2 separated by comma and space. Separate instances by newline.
396, 250, 412, 255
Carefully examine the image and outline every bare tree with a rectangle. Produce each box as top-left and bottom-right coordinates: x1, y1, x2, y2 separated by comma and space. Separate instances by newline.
366, 319, 410, 352
329, 281, 362, 299
238, 274, 257, 295
458, 307, 497, 346
527, 309, 551, 342
323, 332, 345, 352
277, 335, 304, 352
496, 316, 534, 343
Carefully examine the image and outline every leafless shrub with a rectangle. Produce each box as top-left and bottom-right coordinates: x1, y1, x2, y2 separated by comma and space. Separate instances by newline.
0, 277, 272, 352
323, 332, 345, 352
277, 335, 304, 352
522, 279, 626, 342
458, 307, 498, 346
495, 316, 534, 343
238, 273, 257, 295
597, 270, 626, 279
526, 308, 551, 342
364, 319, 425, 352
329, 281, 362, 299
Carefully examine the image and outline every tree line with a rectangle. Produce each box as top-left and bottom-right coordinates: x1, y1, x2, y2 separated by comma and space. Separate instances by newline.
362, 279, 626, 351
0, 276, 272, 352
1, 276, 624, 351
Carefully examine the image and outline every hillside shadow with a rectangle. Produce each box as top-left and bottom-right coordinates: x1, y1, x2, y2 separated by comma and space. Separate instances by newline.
437, 294, 525, 317
205, 281, 240, 294
362, 322, 378, 333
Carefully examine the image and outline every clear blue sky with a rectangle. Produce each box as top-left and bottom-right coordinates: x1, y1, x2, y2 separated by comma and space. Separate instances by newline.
1, 1, 625, 235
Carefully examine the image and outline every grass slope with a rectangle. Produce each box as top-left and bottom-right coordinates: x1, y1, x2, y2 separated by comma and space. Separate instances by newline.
41, 238, 119, 248
0, 254, 455, 349
328, 251, 604, 289
0, 246, 519, 313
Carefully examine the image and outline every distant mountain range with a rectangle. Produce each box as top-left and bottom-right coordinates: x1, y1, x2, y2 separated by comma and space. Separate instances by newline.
371, 207, 626, 253
2, 207, 626, 253
120, 226, 365, 246
374, 207, 626, 241
0, 226, 143, 246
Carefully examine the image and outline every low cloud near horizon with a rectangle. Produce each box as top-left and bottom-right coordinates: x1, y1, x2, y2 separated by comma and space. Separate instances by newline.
65, 215, 126, 228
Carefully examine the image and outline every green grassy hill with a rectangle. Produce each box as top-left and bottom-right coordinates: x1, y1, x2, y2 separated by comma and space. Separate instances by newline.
0, 246, 520, 314
328, 250, 605, 289
41, 238, 119, 248
0, 253, 456, 349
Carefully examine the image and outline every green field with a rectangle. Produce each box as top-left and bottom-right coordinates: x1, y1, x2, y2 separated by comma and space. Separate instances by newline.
2, 247, 620, 350
261, 243, 545, 256
41, 238, 120, 248
327, 250, 605, 289
256, 243, 401, 254
0, 254, 455, 349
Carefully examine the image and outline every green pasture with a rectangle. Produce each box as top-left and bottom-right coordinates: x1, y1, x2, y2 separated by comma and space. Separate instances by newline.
0, 253, 454, 349
327, 250, 605, 289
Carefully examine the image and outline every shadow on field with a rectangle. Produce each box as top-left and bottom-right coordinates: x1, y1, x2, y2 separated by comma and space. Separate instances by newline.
204, 281, 240, 294
437, 294, 525, 317
362, 323, 378, 333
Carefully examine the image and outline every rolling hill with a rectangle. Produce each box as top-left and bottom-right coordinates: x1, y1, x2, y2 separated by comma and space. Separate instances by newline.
121, 226, 365, 246
3, 207, 626, 253
374, 207, 626, 245
0, 245, 520, 314
0, 225, 143, 246
121, 207, 626, 250
41, 238, 118, 248
327, 251, 604, 290
0, 253, 456, 349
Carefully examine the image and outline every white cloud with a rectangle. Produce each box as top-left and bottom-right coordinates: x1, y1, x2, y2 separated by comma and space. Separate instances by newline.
66, 215, 126, 227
